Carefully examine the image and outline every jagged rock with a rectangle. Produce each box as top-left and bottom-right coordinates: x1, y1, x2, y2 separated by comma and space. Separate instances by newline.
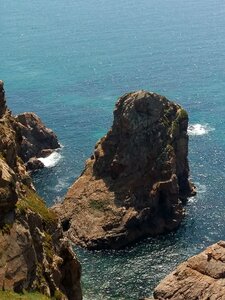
54, 91, 195, 250
0, 207, 82, 300
0, 158, 18, 217
15, 112, 60, 166
26, 157, 45, 171
40, 149, 55, 158
0, 81, 82, 300
0, 80, 6, 118
148, 241, 225, 300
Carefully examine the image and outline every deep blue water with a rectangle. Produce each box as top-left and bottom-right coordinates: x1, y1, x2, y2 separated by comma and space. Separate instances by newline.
1, 0, 225, 299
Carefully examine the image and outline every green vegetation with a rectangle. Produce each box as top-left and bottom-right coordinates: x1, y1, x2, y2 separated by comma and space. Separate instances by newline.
161, 115, 170, 127
43, 232, 54, 263
89, 199, 109, 211
178, 108, 188, 119
53, 290, 64, 300
35, 263, 48, 293
171, 119, 179, 136
17, 186, 57, 224
0, 223, 12, 235
0, 291, 50, 300
166, 144, 174, 155
0, 152, 6, 161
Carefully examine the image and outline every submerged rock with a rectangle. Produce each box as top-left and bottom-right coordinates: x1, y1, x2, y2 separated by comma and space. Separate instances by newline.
54, 91, 195, 250
147, 241, 225, 300
0, 81, 82, 300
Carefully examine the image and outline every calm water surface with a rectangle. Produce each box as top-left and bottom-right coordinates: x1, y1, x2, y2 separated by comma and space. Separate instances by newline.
1, 0, 225, 299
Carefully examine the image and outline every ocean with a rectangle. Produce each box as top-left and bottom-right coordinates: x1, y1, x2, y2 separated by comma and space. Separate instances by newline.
1, 0, 225, 299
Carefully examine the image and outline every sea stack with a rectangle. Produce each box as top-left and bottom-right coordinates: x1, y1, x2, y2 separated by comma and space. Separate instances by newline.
54, 91, 195, 250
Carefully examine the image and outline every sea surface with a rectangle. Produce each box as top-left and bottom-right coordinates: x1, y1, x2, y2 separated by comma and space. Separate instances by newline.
1, 0, 225, 299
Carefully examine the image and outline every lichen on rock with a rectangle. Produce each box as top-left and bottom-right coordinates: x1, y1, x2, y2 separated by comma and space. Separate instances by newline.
54, 90, 196, 250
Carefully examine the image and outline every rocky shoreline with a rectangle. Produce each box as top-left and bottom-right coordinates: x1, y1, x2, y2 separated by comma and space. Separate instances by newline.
2, 79, 222, 300
0, 80, 82, 300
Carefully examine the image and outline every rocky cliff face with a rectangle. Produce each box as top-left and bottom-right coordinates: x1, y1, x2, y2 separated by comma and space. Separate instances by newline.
145, 241, 225, 300
54, 91, 195, 250
0, 81, 82, 300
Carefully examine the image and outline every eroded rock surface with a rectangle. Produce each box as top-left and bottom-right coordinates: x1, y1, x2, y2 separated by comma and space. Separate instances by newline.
147, 241, 225, 300
54, 91, 195, 250
15, 112, 60, 170
0, 81, 82, 300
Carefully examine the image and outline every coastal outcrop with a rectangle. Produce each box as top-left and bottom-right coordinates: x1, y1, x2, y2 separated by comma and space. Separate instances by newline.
16, 112, 60, 170
54, 90, 195, 250
0, 81, 82, 299
145, 241, 225, 300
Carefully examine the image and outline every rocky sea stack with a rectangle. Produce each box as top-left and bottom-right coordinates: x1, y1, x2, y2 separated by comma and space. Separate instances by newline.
54, 90, 195, 250
0, 81, 82, 299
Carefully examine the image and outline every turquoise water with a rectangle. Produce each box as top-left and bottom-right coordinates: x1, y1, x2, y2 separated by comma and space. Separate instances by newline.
1, 0, 225, 299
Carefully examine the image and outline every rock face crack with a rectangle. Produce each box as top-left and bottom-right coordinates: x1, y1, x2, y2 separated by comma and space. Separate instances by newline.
53, 90, 195, 250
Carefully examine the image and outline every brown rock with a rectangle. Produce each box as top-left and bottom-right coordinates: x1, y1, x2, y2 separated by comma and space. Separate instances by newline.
54, 91, 195, 250
0, 81, 82, 299
16, 112, 60, 163
149, 241, 225, 300
0, 209, 82, 300
0, 158, 18, 220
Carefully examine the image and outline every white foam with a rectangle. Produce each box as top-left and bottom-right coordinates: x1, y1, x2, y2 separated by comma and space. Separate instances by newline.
38, 151, 62, 168
188, 124, 214, 136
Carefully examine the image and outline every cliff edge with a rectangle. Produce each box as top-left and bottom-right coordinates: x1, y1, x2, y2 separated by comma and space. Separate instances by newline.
0, 81, 82, 300
54, 91, 195, 250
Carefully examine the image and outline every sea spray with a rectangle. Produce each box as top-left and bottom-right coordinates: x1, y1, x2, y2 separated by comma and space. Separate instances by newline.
188, 124, 215, 136
38, 151, 62, 168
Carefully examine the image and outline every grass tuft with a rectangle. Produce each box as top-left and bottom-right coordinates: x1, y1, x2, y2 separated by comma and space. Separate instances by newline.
17, 186, 57, 225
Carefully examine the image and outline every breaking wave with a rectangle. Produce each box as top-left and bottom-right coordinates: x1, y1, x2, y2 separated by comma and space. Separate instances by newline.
188, 124, 214, 136
38, 151, 62, 168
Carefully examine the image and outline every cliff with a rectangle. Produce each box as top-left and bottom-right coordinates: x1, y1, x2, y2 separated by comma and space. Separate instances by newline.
144, 241, 225, 300
0, 81, 82, 300
54, 90, 195, 250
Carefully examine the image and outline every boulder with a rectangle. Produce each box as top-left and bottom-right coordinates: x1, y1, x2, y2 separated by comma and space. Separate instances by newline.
149, 241, 225, 300
54, 91, 195, 250
16, 112, 60, 165
25, 157, 45, 171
